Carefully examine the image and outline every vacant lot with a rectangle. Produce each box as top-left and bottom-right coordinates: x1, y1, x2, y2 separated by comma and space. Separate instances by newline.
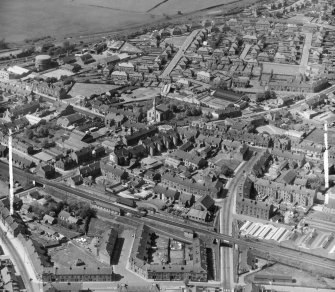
50, 241, 108, 268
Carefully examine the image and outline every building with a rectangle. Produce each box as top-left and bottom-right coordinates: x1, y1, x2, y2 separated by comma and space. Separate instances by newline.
58, 210, 79, 225
35, 163, 56, 179
35, 55, 52, 71
123, 127, 158, 146
100, 162, 128, 183
96, 229, 118, 265
57, 113, 85, 128
12, 139, 34, 154
129, 224, 207, 282
171, 150, 207, 170
76, 54, 95, 66
236, 198, 273, 220
70, 147, 92, 164
161, 173, 222, 198
147, 96, 172, 124
254, 178, 316, 208
196, 71, 212, 83
44, 266, 113, 282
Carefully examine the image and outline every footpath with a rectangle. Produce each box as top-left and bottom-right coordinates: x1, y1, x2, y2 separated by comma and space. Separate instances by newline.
0, 219, 42, 291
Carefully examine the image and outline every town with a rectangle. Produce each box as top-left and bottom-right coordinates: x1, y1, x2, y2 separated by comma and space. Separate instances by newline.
0, 0, 335, 291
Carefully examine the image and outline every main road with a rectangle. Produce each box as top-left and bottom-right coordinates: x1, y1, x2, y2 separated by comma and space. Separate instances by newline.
220, 149, 262, 291
1, 161, 335, 278
0, 223, 39, 292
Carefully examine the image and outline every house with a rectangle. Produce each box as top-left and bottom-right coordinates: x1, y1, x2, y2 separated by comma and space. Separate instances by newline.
123, 127, 158, 146
55, 156, 75, 171
57, 113, 84, 128
76, 54, 95, 66
171, 150, 207, 170
35, 163, 56, 179
79, 161, 101, 178
196, 71, 212, 83
194, 194, 215, 212
97, 229, 118, 265
105, 112, 126, 128
118, 62, 135, 73
12, 139, 33, 154
236, 198, 273, 220
69, 175, 83, 186
161, 173, 222, 198
153, 184, 179, 201
111, 71, 128, 81
12, 153, 34, 169
70, 147, 92, 164
100, 162, 128, 183
43, 214, 56, 225
58, 210, 79, 225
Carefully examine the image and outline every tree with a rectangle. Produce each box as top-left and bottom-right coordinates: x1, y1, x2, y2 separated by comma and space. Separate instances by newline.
264, 90, 276, 100
169, 103, 178, 112
41, 139, 49, 149
256, 92, 265, 102
37, 126, 49, 138
25, 129, 34, 140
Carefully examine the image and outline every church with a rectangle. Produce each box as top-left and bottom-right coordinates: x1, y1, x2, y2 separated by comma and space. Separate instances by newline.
147, 96, 172, 124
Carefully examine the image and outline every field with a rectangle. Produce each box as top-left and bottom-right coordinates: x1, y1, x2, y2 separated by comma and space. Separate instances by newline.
0, 0, 242, 43
0, 0, 157, 43
150, 0, 237, 14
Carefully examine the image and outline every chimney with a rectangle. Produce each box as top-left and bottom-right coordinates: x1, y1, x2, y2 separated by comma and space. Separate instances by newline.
8, 129, 14, 216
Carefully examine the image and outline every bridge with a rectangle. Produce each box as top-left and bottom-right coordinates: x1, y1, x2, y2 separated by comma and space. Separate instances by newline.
1, 161, 335, 279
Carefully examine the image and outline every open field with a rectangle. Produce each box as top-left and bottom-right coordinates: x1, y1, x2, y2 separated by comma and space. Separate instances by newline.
150, 0, 237, 14
0, 0, 158, 43
0, 0, 250, 43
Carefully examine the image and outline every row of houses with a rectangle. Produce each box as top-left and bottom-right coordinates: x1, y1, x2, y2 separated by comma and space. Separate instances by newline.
129, 224, 207, 282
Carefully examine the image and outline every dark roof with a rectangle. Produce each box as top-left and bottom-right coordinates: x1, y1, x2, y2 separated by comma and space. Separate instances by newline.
197, 194, 215, 210
156, 104, 170, 113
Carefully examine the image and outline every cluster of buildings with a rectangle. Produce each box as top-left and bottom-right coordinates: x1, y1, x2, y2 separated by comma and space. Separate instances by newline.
0, 0, 335, 288
129, 224, 208, 282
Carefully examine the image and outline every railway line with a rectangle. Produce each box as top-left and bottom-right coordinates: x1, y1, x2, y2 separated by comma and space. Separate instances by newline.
1, 161, 335, 277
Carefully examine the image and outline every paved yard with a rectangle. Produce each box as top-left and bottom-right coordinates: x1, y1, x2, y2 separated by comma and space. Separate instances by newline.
113, 229, 149, 285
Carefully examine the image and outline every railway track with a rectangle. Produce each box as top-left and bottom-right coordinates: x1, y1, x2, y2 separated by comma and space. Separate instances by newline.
1, 161, 335, 276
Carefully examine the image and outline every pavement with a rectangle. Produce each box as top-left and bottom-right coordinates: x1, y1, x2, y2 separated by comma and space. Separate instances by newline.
2, 162, 335, 277
219, 151, 262, 291
0, 219, 42, 292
